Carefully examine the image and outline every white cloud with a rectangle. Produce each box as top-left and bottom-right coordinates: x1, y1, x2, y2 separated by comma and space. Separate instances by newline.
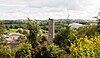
0, 0, 100, 20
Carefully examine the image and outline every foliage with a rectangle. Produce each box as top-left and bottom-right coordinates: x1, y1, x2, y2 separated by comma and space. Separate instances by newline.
5, 25, 10, 30
27, 18, 41, 48
5, 24, 27, 29
15, 43, 32, 58
0, 37, 7, 45
66, 19, 73, 25
93, 36, 100, 58
68, 29, 78, 42
0, 21, 5, 35
38, 34, 48, 43
45, 43, 65, 58
18, 34, 27, 42
17, 28, 23, 34
55, 24, 68, 33
53, 25, 71, 50
1, 19, 99, 58
23, 29, 30, 36
31, 43, 65, 58
77, 25, 97, 38
70, 36, 100, 58
6, 29, 17, 33
40, 22, 48, 31
0, 45, 13, 58
97, 19, 100, 34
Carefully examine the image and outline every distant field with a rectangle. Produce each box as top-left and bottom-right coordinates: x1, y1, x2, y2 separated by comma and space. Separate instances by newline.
5, 24, 27, 29
6, 29, 17, 33
5, 24, 19, 26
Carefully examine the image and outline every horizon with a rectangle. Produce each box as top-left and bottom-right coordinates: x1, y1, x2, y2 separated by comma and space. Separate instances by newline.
0, 18, 97, 21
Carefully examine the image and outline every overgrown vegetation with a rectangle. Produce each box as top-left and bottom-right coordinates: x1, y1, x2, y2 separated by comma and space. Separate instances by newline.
0, 18, 100, 58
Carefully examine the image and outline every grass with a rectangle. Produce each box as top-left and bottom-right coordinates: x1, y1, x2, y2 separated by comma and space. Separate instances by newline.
6, 29, 17, 33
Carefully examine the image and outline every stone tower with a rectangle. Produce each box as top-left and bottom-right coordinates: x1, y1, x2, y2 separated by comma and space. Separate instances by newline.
48, 18, 54, 40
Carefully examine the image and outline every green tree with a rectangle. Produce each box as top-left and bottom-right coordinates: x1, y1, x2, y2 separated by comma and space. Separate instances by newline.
53, 25, 71, 51
0, 21, 6, 45
27, 18, 40, 48
93, 12, 100, 35
77, 25, 97, 38
97, 19, 100, 34
0, 21, 5, 35
5, 26, 9, 30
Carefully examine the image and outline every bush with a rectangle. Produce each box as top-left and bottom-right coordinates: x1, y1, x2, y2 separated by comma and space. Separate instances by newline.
45, 43, 65, 58
38, 34, 48, 43
31, 43, 65, 58
70, 36, 100, 58
17, 28, 23, 34
18, 35, 27, 43
53, 25, 71, 53
23, 29, 30, 36
18, 35, 27, 40
77, 25, 97, 38
15, 43, 32, 58
0, 45, 12, 58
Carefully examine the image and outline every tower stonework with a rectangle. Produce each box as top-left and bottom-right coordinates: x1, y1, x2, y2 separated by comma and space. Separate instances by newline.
48, 18, 54, 40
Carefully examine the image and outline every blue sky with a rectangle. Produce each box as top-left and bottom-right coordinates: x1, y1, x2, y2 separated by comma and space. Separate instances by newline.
0, 0, 100, 20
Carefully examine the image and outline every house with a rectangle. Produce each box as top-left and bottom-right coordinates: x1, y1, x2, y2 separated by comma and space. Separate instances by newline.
4, 33, 20, 43
9, 33, 20, 40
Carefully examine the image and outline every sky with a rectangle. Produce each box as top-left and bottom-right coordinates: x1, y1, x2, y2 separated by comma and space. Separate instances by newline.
0, 0, 100, 20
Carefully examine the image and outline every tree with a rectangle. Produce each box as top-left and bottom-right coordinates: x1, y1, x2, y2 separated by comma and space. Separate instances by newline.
5, 26, 9, 30
27, 18, 40, 48
9, 25, 14, 29
0, 21, 5, 44
77, 25, 97, 38
93, 12, 100, 35
97, 18, 100, 34
66, 19, 73, 25
0, 21, 5, 35
53, 25, 71, 51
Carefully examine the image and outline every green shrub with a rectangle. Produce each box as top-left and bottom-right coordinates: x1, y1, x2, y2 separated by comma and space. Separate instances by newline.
70, 36, 100, 58
45, 43, 65, 58
15, 43, 32, 58
23, 29, 30, 36
31, 43, 65, 58
17, 28, 23, 34
54, 26, 70, 48
0, 45, 12, 58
